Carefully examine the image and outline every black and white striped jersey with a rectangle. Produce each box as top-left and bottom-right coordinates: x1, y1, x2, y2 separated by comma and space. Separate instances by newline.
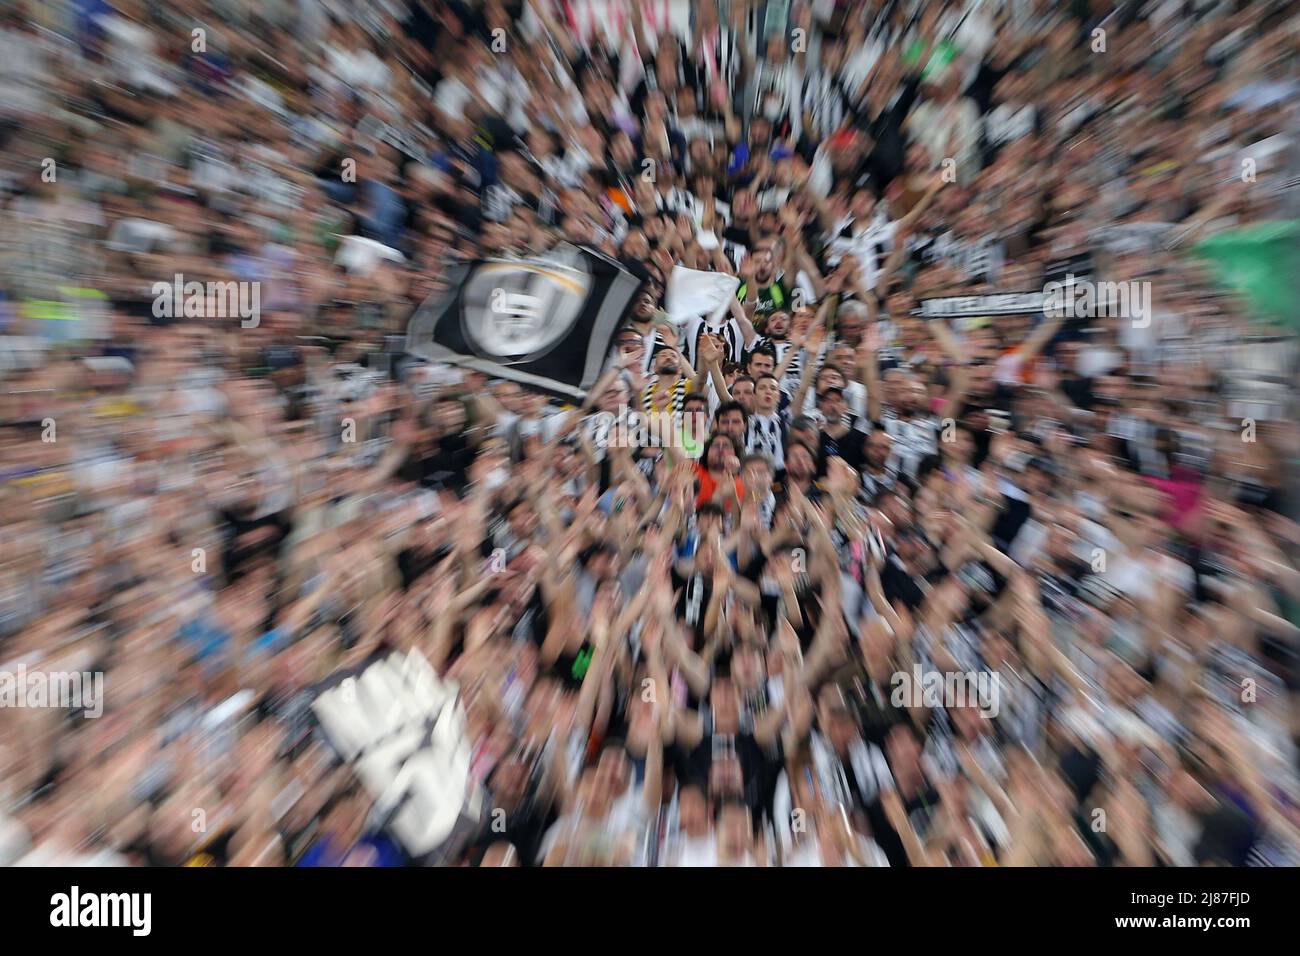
682, 314, 746, 369
745, 409, 789, 467
748, 336, 809, 393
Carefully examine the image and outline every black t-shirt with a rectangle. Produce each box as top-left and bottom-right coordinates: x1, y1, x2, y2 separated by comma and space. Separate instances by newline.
741, 551, 824, 652
514, 589, 550, 647
551, 640, 597, 692
722, 220, 755, 250
852, 671, 910, 750
420, 433, 474, 492
965, 58, 1016, 115
1194, 800, 1260, 867
990, 494, 1033, 554
859, 74, 921, 191
871, 780, 942, 868
685, 728, 764, 786
959, 380, 1019, 417
1060, 373, 1095, 411
880, 557, 926, 611
1058, 744, 1102, 803
685, 726, 782, 820
220, 506, 291, 585
902, 783, 943, 838
495, 804, 555, 868
471, 769, 557, 868
396, 545, 438, 591
626, 39, 701, 117
1236, 479, 1282, 514
600, 159, 640, 201
818, 424, 868, 475
671, 564, 714, 644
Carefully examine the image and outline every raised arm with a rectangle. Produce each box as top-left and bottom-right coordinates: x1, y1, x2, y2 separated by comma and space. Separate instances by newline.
789, 316, 828, 414
728, 294, 759, 350
527, 0, 580, 65
856, 323, 883, 422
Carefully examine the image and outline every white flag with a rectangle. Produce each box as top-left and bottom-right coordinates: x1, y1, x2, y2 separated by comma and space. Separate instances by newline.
665, 264, 740, 327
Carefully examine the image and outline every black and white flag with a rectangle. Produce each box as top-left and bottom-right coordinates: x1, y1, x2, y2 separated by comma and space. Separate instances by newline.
405, 245, 642, 401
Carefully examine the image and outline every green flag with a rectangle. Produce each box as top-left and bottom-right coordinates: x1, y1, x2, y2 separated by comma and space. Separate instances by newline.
903, 38, 959, 82
1191, 221, 1300, 328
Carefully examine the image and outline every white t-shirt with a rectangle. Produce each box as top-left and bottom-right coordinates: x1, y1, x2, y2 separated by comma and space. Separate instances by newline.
665, 834, 718, 867
783, 835, 891, 867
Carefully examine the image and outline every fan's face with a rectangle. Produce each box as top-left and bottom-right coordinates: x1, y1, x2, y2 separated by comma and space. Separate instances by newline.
765, 311, 791, 338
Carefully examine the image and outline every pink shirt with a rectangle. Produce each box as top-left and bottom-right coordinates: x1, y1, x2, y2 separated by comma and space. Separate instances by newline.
1145, 465, 1203, 533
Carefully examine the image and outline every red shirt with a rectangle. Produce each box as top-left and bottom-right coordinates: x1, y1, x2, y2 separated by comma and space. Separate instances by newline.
695, 463, 744, 510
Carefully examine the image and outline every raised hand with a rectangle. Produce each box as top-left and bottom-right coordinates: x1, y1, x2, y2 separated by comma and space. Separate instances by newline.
697, 333, 722, 368
826, 457, 859, 498
805, 321, 827, 356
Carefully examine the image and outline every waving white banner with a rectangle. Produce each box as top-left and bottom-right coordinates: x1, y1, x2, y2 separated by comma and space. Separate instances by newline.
312, 650, 481, 858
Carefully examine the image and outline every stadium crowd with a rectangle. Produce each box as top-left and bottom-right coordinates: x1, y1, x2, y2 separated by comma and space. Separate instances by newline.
0, 0, 1298, 867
